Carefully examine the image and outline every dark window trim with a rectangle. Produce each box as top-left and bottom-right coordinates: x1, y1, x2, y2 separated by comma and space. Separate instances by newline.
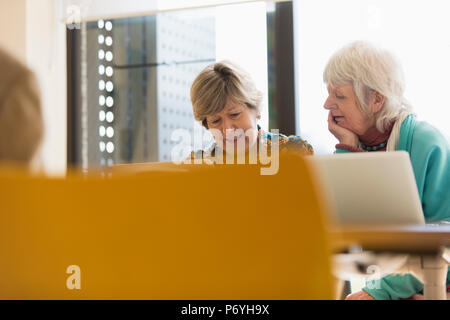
267, 1, 296, 136
66, 28, 81, 167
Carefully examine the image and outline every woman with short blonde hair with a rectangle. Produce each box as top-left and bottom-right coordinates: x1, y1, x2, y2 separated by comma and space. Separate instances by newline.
191, 61, 263, 128
190, 60, 313, 160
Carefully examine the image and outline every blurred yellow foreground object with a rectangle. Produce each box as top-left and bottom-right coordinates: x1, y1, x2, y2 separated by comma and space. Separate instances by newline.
0, 153, 333, 299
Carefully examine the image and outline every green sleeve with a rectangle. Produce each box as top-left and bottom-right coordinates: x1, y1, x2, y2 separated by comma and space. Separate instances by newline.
364, 269, 450, 300
407, 122, 450, 222
363, 274, 424, 300
335, 148, 352, 154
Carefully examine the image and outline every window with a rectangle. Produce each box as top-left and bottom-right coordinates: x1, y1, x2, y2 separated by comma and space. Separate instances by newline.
67, 2, 278, 169
294, 0, 450, 154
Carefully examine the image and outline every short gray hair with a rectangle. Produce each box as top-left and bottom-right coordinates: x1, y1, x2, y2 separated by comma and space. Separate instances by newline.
190, 60, 263, 128
323, 41, 412, 132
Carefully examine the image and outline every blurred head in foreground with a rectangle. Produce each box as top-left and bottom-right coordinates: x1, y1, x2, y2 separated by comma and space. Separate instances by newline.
0, 47, 43, 168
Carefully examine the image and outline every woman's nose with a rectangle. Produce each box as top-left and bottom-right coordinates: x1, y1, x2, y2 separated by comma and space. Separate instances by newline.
323, 96, 334, 110
221, 119, 235, 136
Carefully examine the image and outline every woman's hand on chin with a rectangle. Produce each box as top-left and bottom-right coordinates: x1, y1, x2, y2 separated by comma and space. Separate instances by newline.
327, 112, 359, 147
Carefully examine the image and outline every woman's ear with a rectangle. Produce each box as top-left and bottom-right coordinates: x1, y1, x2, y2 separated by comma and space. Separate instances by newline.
254, 108, 261, 120
371, 90, 385, 114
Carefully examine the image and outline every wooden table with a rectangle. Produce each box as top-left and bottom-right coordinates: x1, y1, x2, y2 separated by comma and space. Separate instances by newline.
328, 224, 450, 300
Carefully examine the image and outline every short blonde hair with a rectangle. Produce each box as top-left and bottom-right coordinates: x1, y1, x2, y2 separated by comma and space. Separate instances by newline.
190, 60, 263, 128
323, 41, 412, 132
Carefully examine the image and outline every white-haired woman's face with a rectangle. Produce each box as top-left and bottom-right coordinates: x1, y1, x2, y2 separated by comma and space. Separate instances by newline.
323, 84, 374, 136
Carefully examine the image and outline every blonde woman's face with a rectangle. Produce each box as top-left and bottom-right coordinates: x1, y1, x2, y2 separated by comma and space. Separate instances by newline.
206, 100, 260, 152
323, 84, 374, 135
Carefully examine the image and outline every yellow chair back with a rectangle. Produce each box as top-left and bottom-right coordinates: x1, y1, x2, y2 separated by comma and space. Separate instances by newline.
0, 154, 333, 299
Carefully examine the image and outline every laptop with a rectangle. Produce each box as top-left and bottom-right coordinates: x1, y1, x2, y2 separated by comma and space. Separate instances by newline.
306, 151, 426, 226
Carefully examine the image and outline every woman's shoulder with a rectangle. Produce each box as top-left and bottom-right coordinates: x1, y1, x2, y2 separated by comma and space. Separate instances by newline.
410, 121, 449, 151
189, 149, 202, 160
264, 130, 314, 155
414, 121, 448, 141
189, 148, 212, 160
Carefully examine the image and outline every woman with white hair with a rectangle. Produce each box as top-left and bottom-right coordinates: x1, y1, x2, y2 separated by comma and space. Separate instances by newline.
323, 41, 450, 300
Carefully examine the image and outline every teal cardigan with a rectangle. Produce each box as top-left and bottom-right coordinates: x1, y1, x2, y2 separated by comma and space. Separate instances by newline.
336, 115, 450, 300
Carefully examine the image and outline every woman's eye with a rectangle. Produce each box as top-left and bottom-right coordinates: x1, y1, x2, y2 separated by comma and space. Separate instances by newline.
211, 119, 220, 124
334, 93, 344, 99
230, 112, 241, 117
